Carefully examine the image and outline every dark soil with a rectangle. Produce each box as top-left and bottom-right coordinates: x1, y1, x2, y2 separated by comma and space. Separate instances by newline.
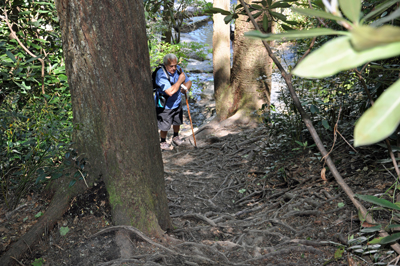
1, 123, 399, 266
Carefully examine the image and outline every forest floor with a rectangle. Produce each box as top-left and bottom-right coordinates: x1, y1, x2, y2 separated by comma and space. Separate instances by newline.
1, 121, 399, 266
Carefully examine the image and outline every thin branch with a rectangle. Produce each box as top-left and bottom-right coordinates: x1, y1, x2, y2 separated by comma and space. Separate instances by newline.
78, 170, 89, 188
322, 107, 342, 162
336, 130, 358, 154
238, 0, 400, 255
354, 69, 374, 105
3, 6, 46, 97
308, 0, 329, 28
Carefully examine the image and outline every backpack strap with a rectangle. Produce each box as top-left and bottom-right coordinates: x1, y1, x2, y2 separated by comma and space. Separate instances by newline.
159, 64, 171, 85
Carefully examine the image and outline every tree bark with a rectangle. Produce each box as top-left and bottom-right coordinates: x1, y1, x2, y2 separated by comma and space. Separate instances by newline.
55, 0, 172, 235
213, 0, 231, 120
226, 0, 272, 121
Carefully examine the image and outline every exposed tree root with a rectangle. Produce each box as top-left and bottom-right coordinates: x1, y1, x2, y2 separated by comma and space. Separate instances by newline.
0, 180, 88, 266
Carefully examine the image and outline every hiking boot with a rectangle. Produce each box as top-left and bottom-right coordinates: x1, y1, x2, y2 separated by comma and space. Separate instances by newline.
160, 142, 173, 151
172, 136, 184, 146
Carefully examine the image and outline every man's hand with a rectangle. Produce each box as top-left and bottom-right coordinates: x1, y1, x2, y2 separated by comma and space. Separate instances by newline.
180, 84, 188, 94
178, 72, 186, 84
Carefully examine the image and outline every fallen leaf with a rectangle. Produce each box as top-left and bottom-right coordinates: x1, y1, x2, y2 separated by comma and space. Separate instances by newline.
362, 221, 377, 227
321, 168, 327, 181
348, 255, 357, 266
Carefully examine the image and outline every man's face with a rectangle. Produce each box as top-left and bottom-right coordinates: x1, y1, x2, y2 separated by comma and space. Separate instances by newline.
165, 59, 178, 74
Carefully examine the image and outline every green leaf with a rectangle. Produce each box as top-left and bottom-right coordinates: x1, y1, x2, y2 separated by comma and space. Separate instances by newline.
312, 0, 325, 9
380, 232, 400, 244
206, 7, 231, 15
292, 7, 351, 24
295, 140, 304, 146
354, 194, 400, 211
35, 38, 49, 44
292, 36, 400, 78
354, 79, 400, 147
361, 0, 400, 23
6, 51, 16, 62
245, 28, 345, 41
338, 0, 361, 23
32, 258, 45, 266
22, 56, 41, 64
334, 247, 344, 259
360, 225, 382, 233
252, 11, 263, 20
368, 237, 384, 244
35, 211, 44, 218
387, 224, 400, 230
51, 172, 63, 179
18, 11, 31, 15
59, 226, 70, 236
281, 24, 294, 31
235, 3, 243, 10
338, 202, 345, 208
251, 4, 263, 10
69, 180, 76, 187
371, 8, 400, 27
224, 14, 234, 24
261, 0, 267, 7
322, 119, 330, 129
310, 105, 319, 114
269, 10, 287, 21
285, 20, 299, 25
263, 14, 269, 32
270, 2, 291, 8
351, 25, 400, 51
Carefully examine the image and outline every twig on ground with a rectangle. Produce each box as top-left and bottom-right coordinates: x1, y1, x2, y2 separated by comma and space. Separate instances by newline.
388, 255, 400, 266
171, 213, 217, 227
11, 256, 25, 266
92, 226, 178, 255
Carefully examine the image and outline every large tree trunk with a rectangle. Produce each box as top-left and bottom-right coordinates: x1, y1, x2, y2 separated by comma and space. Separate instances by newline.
217, 0, 272, 121
213, 0, 231, 120
55, 0, 172, 236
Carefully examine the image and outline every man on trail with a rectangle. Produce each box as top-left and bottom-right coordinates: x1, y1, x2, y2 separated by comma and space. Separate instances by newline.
154, 54, 192, 150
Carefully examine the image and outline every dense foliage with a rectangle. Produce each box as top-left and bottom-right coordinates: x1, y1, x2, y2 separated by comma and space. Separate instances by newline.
1, 0, 72, 208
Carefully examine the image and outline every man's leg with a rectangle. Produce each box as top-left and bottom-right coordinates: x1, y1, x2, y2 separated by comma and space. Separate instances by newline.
160, 130, 168, 141
157, 108, 173, 150
172, 106, 184, 146
173, 125, 180, 136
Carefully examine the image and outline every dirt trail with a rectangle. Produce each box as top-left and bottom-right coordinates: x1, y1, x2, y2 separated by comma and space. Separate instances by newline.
1, 122, 394, 265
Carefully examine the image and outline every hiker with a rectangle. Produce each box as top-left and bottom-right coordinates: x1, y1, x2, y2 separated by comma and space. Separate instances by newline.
154, 54, 192, 150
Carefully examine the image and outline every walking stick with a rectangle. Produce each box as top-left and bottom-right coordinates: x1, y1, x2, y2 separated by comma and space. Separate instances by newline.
184, 91, 197, 147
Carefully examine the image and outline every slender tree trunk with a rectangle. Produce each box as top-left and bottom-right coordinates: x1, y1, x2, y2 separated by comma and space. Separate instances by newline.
55, 0, 172, 236
162, 0, 173, 44
227, 0, 272, 120
213, 0, 231, 120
